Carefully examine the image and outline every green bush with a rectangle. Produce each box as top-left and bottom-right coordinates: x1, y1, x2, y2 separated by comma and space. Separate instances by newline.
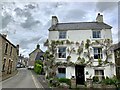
103, 77, 113, 85
93, 76, 99, 82
34, 63, 42, 74
58, 78, 71, 86
102, 76, 119, 87
34, 60, 43, 74
49, 78, 60, 87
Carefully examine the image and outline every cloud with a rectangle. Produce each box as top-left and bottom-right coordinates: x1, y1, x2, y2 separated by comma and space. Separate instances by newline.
18, 36, 42, 49
25, 4, 36, 9
2, 14, 12, 29
96, 2, 117, 12
1, 2, 118, 57
21, 16, 41, 29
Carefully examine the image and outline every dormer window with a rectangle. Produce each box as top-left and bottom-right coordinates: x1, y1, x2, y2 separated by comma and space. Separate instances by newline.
93, 31, 101, 38
59, 31, 66, 39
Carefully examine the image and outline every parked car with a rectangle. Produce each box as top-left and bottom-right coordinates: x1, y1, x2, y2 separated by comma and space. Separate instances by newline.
17, 64, 21, 68
17, 63, 25, 68
28, 66, 34, 70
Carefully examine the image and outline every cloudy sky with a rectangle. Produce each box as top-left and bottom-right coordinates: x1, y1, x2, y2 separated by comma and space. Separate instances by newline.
0, 1, 119, 57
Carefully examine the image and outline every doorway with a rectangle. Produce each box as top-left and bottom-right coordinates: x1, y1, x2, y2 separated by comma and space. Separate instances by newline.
75, 65, 85, 85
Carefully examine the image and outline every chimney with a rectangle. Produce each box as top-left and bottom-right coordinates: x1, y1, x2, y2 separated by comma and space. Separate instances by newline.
2, 34, 7, 38
96, 13, 103, 22
52, 16, 58, 25
16, 44, 19, 55
37, 44, 40, 49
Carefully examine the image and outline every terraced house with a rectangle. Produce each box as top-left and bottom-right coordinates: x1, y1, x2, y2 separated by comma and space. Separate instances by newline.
47, 13, 116, 85
0, 34, 19, 80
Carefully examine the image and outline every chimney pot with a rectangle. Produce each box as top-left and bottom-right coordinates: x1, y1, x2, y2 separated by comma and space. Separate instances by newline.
98, 13, 100, 15
96, 13, 103, 22
37, 44, 40, 49
2, 34, 7, 38
52, 16, 58, 26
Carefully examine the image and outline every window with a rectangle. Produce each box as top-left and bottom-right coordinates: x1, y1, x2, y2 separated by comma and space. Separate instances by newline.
58, 47, 66, 58
95, 70, 104, 81
59, 31, 66, 39
2, 59, 6, 72
93, 47, 102, 59
5, 43, 8, 54
93, 31, 101, 38
57, 68, 66, 78
10, 47, 12, 56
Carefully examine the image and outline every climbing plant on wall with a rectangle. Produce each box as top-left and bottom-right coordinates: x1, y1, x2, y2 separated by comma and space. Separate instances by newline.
43, 38, 114, 79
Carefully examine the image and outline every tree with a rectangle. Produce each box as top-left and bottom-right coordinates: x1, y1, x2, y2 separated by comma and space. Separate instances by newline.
43, 40, 58, 79
92, 39, 114, 66
84, 39, 94, 66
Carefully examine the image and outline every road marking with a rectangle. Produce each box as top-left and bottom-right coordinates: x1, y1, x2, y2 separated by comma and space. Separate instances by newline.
31, 71, 43, 88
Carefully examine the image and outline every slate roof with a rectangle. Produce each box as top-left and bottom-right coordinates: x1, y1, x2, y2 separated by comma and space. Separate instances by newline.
35, 51, 44, 61
29, 48, 42, 56
0, 33, 17, 48
49, 22, 112, 31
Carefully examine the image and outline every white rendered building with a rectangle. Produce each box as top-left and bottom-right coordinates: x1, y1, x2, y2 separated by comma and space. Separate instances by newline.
48, 13, 116, 85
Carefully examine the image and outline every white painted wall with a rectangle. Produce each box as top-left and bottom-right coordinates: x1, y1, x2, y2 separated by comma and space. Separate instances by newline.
66, 66, 75, 79
49, 28, 116, 80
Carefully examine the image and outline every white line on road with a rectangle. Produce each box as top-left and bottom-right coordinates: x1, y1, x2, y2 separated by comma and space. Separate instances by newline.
31, 71, 43, 88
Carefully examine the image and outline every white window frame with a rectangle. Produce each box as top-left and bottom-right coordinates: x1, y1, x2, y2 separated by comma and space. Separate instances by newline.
92, 30, 101, 38
94, 69, 104, 81
93, 47, 103, 59
59, 31, 67, 39
57, 47, 66, 59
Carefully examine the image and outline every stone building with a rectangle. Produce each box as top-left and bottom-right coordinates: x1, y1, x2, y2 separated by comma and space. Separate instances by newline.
28, 44, 43, 67
0, 34, 19, 79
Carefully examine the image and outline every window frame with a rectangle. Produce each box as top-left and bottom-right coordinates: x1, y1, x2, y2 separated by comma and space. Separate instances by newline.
5, 43, 8, 54
93, 47, 103, 59
58, 68, 66, 74
57, 67, 66, 78
2, 59, 6, 72
94, 69, 104, 81
92, 30, 101, 38
59, 31, 67, 39
58, 47, 66, 59
10, 47, 12, 56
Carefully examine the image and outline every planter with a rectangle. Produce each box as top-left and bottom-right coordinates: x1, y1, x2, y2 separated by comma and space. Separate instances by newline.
71, 77, 76, 88
86, 78, 93, 88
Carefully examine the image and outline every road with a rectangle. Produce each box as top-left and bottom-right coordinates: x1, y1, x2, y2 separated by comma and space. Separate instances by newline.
2, 68, 43, 88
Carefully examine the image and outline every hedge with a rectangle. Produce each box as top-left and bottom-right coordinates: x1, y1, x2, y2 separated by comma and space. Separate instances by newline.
34, 63, 42, 74
58, 78, 71, 86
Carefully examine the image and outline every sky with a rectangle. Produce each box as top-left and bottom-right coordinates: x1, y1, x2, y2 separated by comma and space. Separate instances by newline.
0, 1, 119, 57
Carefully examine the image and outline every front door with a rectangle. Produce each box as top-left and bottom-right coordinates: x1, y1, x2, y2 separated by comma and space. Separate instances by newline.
75, 65, 85, 85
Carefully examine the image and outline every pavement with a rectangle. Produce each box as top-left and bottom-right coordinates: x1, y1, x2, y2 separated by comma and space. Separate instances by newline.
31, 70, 49, 88
2, 68, 43, 89
2, 70, 18, 81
